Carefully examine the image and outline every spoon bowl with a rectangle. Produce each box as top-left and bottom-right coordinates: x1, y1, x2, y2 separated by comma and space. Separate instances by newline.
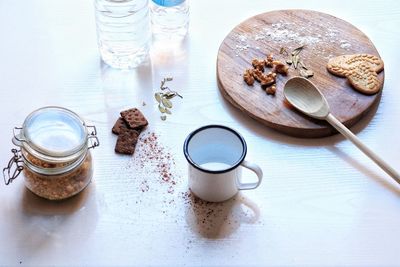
283, 76, 400, 185
284, 77, 330, 119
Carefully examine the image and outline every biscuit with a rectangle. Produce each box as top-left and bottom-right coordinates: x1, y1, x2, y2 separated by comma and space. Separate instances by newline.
112, 108, 148, 155
327, 54, 384, 94
347, 64, 381, 95
327, 54, 383, 76
112, 117, 129, 135
115, 129, 140, 155
120, 108, 148, 130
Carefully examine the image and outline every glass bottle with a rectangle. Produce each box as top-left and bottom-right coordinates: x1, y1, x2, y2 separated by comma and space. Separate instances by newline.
95, 0, 151, 69
150, 0, 189, 41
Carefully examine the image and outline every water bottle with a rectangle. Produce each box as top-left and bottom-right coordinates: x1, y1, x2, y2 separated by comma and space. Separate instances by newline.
95, 0, 151, 69
150, 0, 189, 41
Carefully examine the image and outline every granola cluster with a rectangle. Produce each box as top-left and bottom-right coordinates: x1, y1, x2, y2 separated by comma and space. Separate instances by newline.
23, 151, 93, 200
243, 53, 289, 95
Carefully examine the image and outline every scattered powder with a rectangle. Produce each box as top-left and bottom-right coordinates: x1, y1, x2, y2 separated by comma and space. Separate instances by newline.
167, 186, 174, 194
122, 131, 258, 240
340, 40, 352, 49
235, 44, 250, 51
234, 44, 250, 56
126, 131, 179, 194
233, 19, 353, 59
238, 35, 247, 42
253, 22, 321, 45
139, 180, 149, 192
325, 28, 340, 38
179, 191, 258, 238
180, 191, 235, 227
233, 33, 251, 56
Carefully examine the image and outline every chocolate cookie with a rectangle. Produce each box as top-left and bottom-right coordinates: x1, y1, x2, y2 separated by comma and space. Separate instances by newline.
120, 108, 148, 130
112, 117, 129, 135
115, 129, 140, 155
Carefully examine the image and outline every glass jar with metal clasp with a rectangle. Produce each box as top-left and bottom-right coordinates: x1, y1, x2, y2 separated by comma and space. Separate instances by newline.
3, 106, 100, 200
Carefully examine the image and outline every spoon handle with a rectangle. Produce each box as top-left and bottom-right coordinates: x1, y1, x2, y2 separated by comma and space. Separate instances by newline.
326, 113, 400, 184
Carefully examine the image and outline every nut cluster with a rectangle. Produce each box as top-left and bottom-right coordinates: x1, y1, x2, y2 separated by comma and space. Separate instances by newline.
243, 53, 289, 95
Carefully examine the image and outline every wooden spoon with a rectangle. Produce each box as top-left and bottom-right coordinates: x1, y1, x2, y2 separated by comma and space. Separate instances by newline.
284, 76, 400, 184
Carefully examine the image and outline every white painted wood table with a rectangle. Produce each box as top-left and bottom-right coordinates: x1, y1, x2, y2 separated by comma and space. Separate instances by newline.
1, 0, 400, 266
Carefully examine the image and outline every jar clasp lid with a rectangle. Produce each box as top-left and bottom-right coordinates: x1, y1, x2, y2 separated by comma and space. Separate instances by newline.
12, 127, 26, 146
3, 149, 24, 185
87, 125, 100, 150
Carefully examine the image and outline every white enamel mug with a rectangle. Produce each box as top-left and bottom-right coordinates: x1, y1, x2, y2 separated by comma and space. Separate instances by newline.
183, 125, 263, 202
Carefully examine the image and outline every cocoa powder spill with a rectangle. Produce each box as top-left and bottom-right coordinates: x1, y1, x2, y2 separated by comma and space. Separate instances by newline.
179, 191, 245, 238
124, 130, 251, 239
132, 131, 178, 193
180, 191, 230, 219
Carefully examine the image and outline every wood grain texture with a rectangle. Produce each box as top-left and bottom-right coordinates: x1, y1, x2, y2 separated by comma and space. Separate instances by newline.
217, 9, 384, 137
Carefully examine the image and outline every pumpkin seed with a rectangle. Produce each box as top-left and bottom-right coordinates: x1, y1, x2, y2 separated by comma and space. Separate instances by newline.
300, 69, 314, 78
158, 105, 166, 113
155, 93, 162, 103
162, 98, 173, 108
293, 54, 299, 69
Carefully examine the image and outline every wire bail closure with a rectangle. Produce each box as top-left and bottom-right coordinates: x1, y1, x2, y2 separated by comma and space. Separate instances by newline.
3, 149, 24, 185
87, 125, 100, 150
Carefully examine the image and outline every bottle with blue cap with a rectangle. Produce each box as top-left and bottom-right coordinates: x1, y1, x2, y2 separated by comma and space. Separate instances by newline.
150, 0, 189, 41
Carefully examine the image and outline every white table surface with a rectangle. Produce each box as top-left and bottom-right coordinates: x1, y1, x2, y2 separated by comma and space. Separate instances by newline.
1, 0, 400, 266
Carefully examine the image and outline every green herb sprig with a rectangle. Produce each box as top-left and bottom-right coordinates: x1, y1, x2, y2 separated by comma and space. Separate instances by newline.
281, 45, 314, 78
154, 77, 183, 120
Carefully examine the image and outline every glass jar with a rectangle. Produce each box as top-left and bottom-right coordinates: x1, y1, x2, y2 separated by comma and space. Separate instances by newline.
3, 106, 99, 200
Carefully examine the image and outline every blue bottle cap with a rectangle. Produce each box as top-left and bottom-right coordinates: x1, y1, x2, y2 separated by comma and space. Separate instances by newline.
152, 0, 185, 7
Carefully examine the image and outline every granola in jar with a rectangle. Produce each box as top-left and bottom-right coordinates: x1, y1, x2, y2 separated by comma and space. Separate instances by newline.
23, 151, 93, 200
3, 106, 99, 200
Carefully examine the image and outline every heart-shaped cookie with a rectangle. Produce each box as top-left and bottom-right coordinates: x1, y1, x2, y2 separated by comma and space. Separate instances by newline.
327, 54, 384, 94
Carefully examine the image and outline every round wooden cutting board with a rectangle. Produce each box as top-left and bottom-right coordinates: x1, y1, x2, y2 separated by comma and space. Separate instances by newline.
217, 9, 384, 138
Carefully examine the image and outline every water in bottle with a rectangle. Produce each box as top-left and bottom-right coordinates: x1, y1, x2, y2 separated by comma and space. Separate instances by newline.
95, 0, 151, 69
150, 0, 189, 41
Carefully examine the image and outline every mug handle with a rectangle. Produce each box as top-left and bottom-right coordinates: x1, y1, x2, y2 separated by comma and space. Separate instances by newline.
237, 160, 263, 190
